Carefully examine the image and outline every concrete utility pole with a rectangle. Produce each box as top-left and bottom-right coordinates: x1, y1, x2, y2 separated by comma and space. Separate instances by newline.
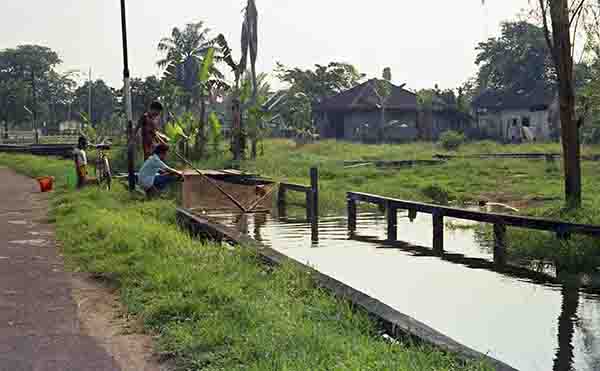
88, 68, 92, 125
120, 0, 135, 192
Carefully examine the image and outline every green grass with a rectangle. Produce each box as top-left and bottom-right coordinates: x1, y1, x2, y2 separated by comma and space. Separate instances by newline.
0, 153, 491, 371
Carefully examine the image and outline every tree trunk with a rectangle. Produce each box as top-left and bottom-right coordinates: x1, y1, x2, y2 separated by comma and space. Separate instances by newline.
231, 98, 241, 162
240, 113, 246, 160
251, 138, 257, 159
552, 282, 580, 371
196, 95, 206, 159
379, 107, 385, 143
550, 0, 582, 209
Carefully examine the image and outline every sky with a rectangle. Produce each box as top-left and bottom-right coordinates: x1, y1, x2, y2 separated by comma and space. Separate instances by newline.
1, 0, 531, 91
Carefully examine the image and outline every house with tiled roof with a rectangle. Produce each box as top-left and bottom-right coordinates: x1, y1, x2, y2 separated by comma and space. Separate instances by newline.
313, 79, 473, 142
313, 79, 419, 142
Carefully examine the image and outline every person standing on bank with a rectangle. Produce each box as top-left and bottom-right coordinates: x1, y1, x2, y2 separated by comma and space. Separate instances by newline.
73, 136, 97, 188
134, 101, 164, 160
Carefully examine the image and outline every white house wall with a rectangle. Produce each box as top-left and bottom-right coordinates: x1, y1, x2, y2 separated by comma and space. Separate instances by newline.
477, 109, 552, 141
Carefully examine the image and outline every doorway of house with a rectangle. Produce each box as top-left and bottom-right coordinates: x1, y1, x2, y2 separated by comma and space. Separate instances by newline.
329, 112, 345, 139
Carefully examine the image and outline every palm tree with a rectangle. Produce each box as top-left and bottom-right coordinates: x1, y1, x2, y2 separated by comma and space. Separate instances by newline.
157, 22, 222, 109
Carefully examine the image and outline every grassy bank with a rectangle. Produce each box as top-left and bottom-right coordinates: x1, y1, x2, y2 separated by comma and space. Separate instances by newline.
0, 153, 490, 371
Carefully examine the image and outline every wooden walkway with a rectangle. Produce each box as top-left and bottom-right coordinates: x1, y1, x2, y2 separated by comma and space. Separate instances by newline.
348, 191, 600, 265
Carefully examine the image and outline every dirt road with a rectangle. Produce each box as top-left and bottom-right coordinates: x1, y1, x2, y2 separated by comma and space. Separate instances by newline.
0, 167, 164, 371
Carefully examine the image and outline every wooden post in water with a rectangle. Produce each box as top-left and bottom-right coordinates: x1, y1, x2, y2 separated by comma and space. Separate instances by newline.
432, 210, 444, 254
310, 167, 319, 242
348, 196, 357, 233
494, 223, 507, 266
306, 191, 312, 221
386, 201, 397, 241
277, 184, 287, 217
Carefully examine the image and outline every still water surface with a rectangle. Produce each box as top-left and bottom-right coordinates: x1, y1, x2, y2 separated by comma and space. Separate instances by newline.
201, 209, 600, 371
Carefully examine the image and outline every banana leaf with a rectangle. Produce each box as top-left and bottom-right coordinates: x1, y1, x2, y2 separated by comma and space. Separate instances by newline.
198, 47, 215, 84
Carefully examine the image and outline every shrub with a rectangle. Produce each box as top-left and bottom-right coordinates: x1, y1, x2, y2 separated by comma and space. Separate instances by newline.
439, 130, 466, 151
421, 184, 451, 205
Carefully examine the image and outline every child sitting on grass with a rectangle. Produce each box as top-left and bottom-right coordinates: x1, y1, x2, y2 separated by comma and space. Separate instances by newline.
138, 143, 184, 196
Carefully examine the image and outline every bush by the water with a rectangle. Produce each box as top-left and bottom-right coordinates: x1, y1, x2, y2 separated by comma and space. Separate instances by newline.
439, 131, 466, 151
421, 184, 451, 205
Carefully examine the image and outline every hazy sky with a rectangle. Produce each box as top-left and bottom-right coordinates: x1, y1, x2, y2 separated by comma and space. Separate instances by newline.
1, 0, 530, 91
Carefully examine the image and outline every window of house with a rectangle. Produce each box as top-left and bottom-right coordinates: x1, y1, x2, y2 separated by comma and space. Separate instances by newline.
522, 117, 531, 127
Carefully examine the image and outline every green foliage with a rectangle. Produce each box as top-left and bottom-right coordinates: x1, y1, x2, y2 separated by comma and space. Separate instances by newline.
128, 76, 161, 118
475, 21, 554, 91
276, 62, 364, 103
0, 44, 68, 128
166, 112, 197, 150
74, 79, 117, 125
421, 184, 451, 205
197, 47, 215, 84
439, 131, 466, 150
157, 21, 223, 105
207, 112, 223, 156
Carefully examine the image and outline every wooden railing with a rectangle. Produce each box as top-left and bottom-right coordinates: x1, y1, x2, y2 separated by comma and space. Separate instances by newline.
278, 167, 319, 240
1, 132, 78, 145
347, 191, 600, 265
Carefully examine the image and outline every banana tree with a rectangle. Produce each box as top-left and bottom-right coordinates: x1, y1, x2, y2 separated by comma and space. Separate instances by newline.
215, 0, 259, 161
207, 111, 223, 157
240, 72, 270, 159
164, 112, 196, 158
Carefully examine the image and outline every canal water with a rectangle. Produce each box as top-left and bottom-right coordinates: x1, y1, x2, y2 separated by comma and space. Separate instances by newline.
199, 209, 600, 371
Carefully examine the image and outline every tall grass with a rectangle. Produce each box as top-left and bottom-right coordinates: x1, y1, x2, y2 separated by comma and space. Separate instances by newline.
0, 153, 491, 371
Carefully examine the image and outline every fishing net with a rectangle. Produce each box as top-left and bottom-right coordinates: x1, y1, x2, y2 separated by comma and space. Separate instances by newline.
181, 171, 277, 212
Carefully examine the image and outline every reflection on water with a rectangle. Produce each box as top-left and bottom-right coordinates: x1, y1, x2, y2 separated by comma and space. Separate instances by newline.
200, 209, 600, 371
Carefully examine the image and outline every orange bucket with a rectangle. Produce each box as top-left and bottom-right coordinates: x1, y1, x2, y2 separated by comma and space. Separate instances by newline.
36, 176, 54, 192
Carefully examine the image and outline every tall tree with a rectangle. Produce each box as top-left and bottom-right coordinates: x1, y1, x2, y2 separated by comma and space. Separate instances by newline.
482, 0, 592, 208
537, 0, 588, 209
129, 76, 161, 118
0, 45, 61, 135
74, 79, 117, 126
42, 70, 77, 127
276, 62, 365, 102
157, 22, 221, 109
475, 21, 555, 91
216, 0, 260, 161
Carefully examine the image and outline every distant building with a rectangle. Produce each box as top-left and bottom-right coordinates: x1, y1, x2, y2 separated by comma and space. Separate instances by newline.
417, 95, 473, 141
471, 85, 560, 142
313, 79, 419, 142
313, 79, 473, 142
58, 120, 83, 134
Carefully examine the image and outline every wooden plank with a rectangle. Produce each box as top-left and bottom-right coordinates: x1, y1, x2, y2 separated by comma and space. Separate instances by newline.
311, 167, 319, 242
348, 192, 600, 237
432, 211, 444, 254
494, 224, 507, 266
277, 185, 287, 217
347, 197, 357, 232
386, 202, 397, 241
280, 182, 311, 193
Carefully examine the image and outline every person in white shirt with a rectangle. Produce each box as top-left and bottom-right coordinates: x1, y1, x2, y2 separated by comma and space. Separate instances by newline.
138, 143, 183, 194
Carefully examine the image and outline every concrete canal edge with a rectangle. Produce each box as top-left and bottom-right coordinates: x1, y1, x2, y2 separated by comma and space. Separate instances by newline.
176, 207, 519, 371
